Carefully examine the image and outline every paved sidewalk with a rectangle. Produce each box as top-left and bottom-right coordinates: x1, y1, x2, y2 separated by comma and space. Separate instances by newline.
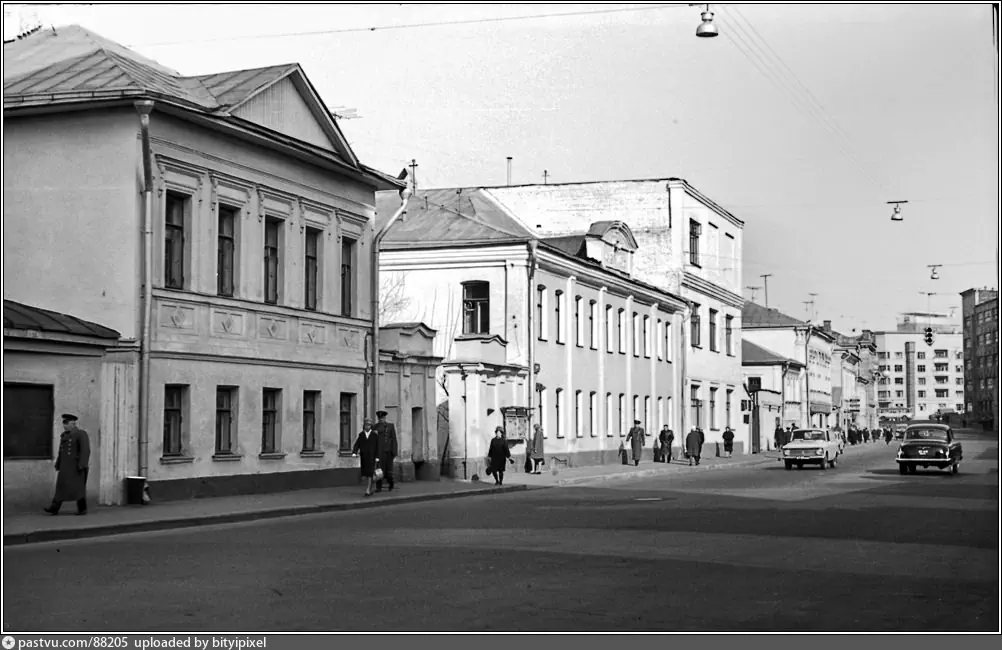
505, 452, 780, 487
3, 481, 527, 546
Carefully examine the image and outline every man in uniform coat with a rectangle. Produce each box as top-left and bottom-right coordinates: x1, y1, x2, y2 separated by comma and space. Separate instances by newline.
374, 410, 398, 492
626, 419, 646, 466
44, 414, 91, 515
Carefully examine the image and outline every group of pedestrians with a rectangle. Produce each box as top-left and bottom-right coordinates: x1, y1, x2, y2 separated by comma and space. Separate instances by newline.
351, 410, 400, 497
624, 422, 733, 467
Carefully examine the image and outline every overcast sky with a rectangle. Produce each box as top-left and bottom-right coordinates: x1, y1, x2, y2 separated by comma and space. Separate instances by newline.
7, 3, 998, 333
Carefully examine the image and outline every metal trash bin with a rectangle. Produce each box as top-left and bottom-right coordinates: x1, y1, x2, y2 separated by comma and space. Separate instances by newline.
125, 476, 147, 505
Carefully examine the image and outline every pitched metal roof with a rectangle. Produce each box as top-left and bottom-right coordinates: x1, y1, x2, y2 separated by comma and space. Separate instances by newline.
3, 299, 120, 340
193, 64, 297, 107
542, 235, 587, 258
742, 301, 807, 328
742, 339, 803, 367
377, 188, 534, 246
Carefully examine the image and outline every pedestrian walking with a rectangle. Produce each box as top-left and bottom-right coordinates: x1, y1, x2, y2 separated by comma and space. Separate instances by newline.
774, 424, 784, 451
884, 428, 893, 445
626, 420, 646, 466
685, 427, 702, 466
352, 418, 381, 497
486, 426, 514, 485
659, 425, 674, 463
373, 410, 398, 492
44, 414, 91, 516
722, 426, 735, 458
529, 424, 546, 474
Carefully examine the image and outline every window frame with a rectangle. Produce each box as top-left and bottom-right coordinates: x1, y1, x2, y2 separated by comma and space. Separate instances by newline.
304, 227, 320, 311
303, 390, 320, 452
462, 281, 491, 335
709, 309, 718, 352
340, 237, 356, 317
264, 217, 281, 305
217, 204, 237, 297
262, 388, 281, 454
163, 384, 186, 457
339, 392, 355, 452
215, 386, 236, 455
689, 219, 702, 267
164, 191, 188, 289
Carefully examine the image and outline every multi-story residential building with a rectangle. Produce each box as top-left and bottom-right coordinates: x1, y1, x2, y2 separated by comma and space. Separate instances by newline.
873, 315, 964, 422
741, 339, 805, 450
829, 327, 880, 429
960, 288, 999, 430
376, 188, 689, 476
458, 178, 747, 452
2, 26, 440, 508
741, 303, 835, 431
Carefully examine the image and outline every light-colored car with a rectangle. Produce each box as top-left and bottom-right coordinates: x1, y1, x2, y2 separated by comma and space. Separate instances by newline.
782, 428, 840, 470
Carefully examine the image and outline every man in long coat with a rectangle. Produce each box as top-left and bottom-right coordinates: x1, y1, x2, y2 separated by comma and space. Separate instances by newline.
44, 414, 91, 515
626, 420, 646, 466
685, 427, 702, 466
529, 424, 545, 474
659, 425, 674, 463
374, 410, 398, 492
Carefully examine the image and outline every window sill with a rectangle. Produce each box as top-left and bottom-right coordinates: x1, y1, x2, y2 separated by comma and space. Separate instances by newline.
160, 456, 194, 465
338, 450, 355, 457
212, 454, 243, 462
300, 450, 325, 458
692, 345, 703, 350
258, 452, 287, 461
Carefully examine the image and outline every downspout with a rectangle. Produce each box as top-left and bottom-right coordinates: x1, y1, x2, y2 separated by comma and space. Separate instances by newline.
461, 365, 469, 480
526, 240, 539, 436
680, 305, 690, 436
780, 361, 788, 428
136, 100, 155, 479
803, 325, 813, 428
370, 186, 413, 417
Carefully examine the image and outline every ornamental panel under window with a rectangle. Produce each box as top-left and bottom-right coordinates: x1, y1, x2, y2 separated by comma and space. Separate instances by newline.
462, 281, 490, 335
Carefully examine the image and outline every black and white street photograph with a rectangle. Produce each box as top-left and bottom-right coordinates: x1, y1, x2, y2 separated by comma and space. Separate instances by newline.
2, 2, 999, 635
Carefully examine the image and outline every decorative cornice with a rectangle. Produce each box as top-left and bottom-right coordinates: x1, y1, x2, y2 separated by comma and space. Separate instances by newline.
681, 272, 744, 309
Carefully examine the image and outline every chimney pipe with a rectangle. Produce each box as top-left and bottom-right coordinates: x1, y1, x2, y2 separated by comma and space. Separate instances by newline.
823, 320, 832, 331
506, 157, 512, 186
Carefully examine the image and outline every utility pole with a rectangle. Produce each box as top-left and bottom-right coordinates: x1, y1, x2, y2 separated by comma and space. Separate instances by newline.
506, 157, 513, 186
543, 170, 549, 185
746, 286, 762, 303
760, 274, 773, 308
808, 293, 819, 321
408, 159, 418, 194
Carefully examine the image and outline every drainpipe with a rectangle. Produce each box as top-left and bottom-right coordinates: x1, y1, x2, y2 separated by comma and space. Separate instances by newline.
680, 305, 691, 436
803, 325, 814, 428
370, 186, 413, 417
526, 240, 539, 436
460, 365, 469, 480
135, 100, 155, 479
780, 361, 789, 429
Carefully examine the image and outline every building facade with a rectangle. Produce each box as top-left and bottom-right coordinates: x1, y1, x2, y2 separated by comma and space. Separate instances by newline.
960, 288, 999, 430
376, 188, 690, 477
874, 316, 964, 422
3, 26, 421, 504
464, 178, 747, 453
741, 303, 835, 431
741, 339, 805, 450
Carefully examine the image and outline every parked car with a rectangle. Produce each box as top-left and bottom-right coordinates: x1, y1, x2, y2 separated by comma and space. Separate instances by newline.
896, 423, 963, 474
782, 429, 840, 470
893, 423, 908, 440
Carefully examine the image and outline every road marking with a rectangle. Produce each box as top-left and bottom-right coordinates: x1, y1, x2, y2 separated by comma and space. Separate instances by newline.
635, 497, 663, 501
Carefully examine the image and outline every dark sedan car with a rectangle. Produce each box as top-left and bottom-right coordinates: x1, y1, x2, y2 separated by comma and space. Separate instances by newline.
896, 423, 963, 474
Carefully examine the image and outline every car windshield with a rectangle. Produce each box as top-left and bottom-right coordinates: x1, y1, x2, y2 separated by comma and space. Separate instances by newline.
904, 429, 950, 442
791, 431, 826, 441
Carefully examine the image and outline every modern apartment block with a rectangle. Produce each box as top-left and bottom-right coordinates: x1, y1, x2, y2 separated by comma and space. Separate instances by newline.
960, 288, 999, 430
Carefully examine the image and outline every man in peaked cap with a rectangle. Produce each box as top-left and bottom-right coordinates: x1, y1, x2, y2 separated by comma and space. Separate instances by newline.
44, 414, 91, 515
373, 410, 398, 492
626, 419, 646, 467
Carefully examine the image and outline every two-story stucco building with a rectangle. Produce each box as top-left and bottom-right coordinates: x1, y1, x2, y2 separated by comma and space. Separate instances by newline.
2, 26, 441, 505
742, 302, 835, 433
376, 187, 689, 477
741, 339, 806, 450
451, 179, 748, 454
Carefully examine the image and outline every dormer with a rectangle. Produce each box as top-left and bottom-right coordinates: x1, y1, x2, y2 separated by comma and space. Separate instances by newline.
584, 221, 638, 276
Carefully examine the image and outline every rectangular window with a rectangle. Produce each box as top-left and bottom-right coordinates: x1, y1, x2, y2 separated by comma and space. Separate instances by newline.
643, 315, 651, 357
665, 318, 673, 362
644, 396, 651, 433
709, 388, 718, 429
632, 395, 639, 426
918, 390, 926, 398
894, 365, 904, 372
555, 291, 564, 344
341, 237, 355, 317
618, 308, 627, 353
590, 392, 598, 437
163, 385, 186, 457
215, 387, 236, 455
709, 309, 718, 352
691, 306, 702, 347
462, 281, 490, 335
918, 378, 926, 385
726, 389, 733, 428
304, 227, 320, 311
217, 205, 237, 297
575, 390, 583, 438
575, 296, 584, 347
725, 316, 733, 355
691, 385, 701, 429
606, 393, 614, 437
606, 305, 614, 352
657, 319, 664, 360
934, 349, 948, 358
689, 219, 701, 266
537, 285, 547, 340
633, 312, 640, 357
262, 388, 280, 454
917, 352, 926, 359
657, 396, 664, 430
555, 388, 564, 438
917, 365, 926, 373
264, 218, 281, 305
339, 393, 355, 451
935, 389, 949, 399
618, 394, 626, 436
589, 300, 599, 349
3, 383, 54, 459
537, 387, 547, 437
164, 192, 187, 289
303, 390, 319, 452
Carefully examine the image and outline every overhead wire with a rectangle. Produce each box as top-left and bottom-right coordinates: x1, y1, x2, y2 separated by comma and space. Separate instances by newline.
126, 4, 689, 48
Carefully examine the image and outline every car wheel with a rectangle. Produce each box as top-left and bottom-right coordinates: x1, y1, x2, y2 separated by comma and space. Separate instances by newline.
784, 461, 793, 470
899, 463, 908, 475
830, 455, 837, 468
797, 463, 803, 470
952, 462, 959, 475
819, 456, 828, 470
908, 464, 917, 475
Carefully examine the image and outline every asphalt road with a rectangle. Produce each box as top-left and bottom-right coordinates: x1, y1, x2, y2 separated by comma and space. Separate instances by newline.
4, 433, 998, 632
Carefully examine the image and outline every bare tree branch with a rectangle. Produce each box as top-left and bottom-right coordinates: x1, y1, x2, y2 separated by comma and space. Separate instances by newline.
379, 271, 411, 324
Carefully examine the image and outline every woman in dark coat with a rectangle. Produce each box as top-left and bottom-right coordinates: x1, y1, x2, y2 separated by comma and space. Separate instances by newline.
352, 418, 382, 497
529, 424, 545, 474
685, 427, 702, 466
722, 426, 735, 458
487, 426, 513, 485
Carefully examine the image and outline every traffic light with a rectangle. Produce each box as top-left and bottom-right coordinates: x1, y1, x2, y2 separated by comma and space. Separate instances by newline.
924, 327, 934, 347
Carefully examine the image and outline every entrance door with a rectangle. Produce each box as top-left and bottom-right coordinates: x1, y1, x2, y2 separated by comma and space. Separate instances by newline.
751, 404, 761, 453
411, 407, 424, 462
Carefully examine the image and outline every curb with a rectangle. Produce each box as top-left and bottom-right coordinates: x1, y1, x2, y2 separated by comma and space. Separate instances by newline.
3, 484, 528, 547
553, 456, 778, 486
